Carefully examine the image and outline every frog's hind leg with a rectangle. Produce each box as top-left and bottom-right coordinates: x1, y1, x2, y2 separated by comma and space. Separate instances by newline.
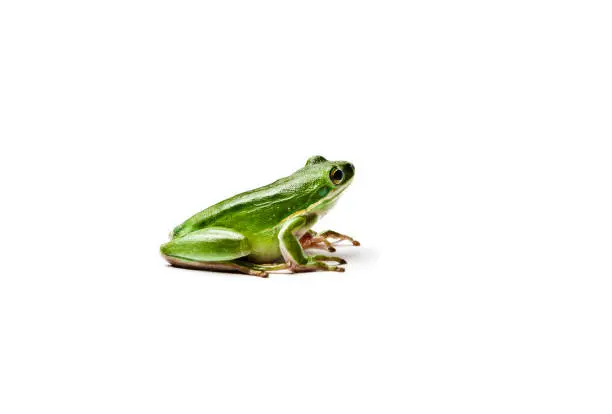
164, 255, 269, 277
161, 227, 268, 277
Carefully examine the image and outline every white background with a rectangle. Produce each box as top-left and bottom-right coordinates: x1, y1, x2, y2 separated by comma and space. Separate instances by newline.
1, 1, 611, 413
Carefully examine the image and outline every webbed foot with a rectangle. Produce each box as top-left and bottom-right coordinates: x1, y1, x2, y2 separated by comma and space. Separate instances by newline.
299, 229, 360, 252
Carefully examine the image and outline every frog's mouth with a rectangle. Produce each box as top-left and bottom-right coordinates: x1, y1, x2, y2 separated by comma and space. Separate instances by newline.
307, 180, 352, 214
329, 182, 350, 199
280, 178, 353, 225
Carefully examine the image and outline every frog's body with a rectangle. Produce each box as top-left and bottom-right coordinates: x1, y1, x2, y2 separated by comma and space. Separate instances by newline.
161, 156, 359, 277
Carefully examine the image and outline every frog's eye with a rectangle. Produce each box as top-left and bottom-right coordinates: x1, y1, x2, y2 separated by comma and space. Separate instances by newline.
330, 167, 344, 185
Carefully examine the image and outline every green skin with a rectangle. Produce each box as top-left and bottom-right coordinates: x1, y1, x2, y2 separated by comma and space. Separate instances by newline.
160, 155, 359, 277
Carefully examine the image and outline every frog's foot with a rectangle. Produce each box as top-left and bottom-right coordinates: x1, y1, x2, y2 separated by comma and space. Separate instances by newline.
319, 230, 361, 246
289, 255, 347, 273
164, 255, 270, 278
299, 230, 336, 252
299, 230, 360, 252
309, 254, 347, 264
236, 261, 290, 273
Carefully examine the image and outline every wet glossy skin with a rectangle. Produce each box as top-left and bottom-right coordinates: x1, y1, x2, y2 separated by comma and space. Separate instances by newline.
161, 155, 359, 277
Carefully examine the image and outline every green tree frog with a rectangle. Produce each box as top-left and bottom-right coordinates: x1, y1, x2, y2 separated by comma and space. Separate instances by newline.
160, 156, 359, 277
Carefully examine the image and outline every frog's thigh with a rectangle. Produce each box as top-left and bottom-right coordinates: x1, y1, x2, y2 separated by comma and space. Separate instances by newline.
161, 227, 251, 262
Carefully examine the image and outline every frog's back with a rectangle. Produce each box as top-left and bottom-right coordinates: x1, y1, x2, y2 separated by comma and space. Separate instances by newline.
172, 172, 324, 239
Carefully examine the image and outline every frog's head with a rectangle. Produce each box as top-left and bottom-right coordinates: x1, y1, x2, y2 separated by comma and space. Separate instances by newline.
305, 155, 355, 187
300, 155, 355, 214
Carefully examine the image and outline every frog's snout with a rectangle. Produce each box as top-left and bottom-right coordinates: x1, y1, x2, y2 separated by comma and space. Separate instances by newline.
341, 162, 355, 182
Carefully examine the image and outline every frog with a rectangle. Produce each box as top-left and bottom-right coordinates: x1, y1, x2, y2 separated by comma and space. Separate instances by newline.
160, 156, 360, 278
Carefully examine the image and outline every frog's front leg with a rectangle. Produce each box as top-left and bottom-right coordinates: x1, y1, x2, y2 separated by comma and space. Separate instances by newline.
299, 229, 360, 252
279, 215, 347, 273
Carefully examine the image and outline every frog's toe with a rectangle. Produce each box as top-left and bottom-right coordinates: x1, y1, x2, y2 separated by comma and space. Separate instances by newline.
251, 270, 269, 278
319, 263, 345, 272
319, 230, 360, 247
291, 262, 345, 273
310, 255, 347, 264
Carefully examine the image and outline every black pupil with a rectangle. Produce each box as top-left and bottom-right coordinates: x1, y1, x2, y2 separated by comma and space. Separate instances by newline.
332, 169, 343, 182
